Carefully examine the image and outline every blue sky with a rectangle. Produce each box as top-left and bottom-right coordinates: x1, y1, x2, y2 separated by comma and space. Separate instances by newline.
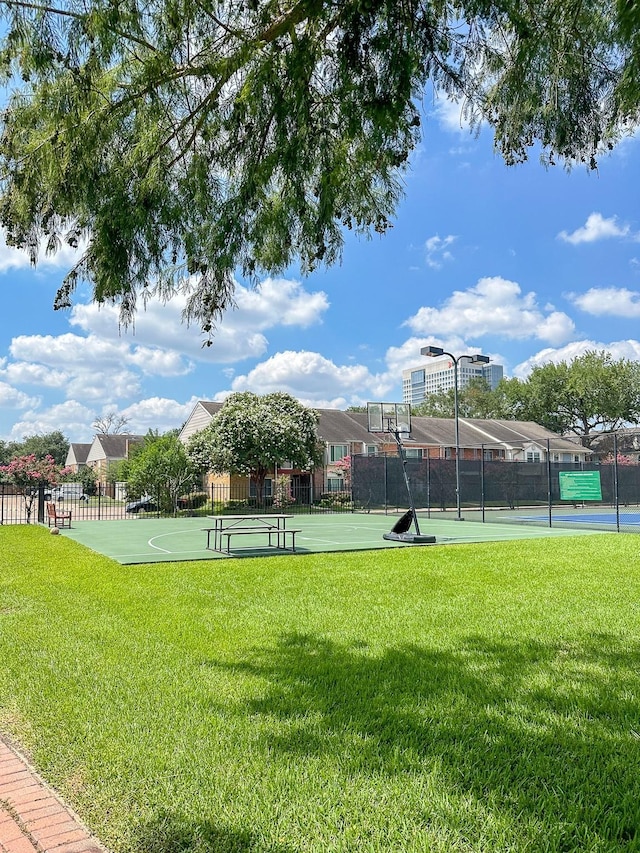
1, 97, 640, 443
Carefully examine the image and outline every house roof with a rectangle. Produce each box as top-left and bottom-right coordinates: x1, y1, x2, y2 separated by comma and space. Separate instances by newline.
179, 401, 591, 457
316, 410, 382, 444
199, 402, 224, 416
86, 433, 145, 463
461, 419, 590, 454
65, 442, 92, 466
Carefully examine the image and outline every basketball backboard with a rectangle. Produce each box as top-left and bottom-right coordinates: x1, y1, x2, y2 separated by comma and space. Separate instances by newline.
367, 402, 411, 437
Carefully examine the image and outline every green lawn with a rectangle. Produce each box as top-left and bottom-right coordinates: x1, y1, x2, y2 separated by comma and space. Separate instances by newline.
1, 525, 639, 852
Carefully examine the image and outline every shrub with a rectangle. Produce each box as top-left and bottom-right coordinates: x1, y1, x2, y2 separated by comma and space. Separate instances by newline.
177, 491, 209, 510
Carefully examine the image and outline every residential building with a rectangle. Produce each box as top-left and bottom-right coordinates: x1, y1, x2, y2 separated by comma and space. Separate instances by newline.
64, 442, 92, 472
178, 401, 590, 502
85, 434, 144, 491
402, 357, 504, 406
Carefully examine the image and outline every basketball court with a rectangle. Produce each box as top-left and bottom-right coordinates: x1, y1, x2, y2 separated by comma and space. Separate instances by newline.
58, 512, 606, 565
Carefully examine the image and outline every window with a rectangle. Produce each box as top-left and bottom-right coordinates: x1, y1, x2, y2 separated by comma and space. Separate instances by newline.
525, 450, 541, 463
404, 448, 423, 458
326, 476, 345, 492
366, 445, 378, 456
329, 444, 349, 462
250, 478, 273, 498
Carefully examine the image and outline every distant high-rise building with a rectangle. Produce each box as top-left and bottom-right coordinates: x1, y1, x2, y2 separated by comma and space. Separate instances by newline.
402, 358, 503, 406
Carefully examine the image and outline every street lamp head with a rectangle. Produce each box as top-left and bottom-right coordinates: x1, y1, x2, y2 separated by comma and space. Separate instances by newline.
421, 345, 444, 357
469, 354, 490, 365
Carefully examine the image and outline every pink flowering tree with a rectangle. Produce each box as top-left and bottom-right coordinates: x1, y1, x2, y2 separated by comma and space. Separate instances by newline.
601, 452, 636, 466
332, 455, 351, 489
0, 454, 68, 522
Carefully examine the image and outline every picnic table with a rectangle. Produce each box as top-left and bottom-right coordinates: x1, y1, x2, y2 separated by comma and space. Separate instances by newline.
203, 513, 300, 554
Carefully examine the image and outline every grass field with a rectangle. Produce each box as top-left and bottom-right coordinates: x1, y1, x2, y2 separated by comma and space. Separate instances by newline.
1, 525, 640, 852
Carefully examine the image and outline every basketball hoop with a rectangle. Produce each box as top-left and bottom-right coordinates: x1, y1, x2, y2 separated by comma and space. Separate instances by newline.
366, 401, 436, 546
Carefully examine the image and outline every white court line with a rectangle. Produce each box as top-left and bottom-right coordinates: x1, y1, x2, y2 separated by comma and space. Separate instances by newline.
147, 529, 208, 553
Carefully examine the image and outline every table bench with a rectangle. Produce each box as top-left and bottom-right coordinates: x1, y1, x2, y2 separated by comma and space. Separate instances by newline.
203, 513, 298, 554
218, 527, 301, 554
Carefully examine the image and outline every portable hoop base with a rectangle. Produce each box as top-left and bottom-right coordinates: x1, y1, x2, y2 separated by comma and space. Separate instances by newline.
383, 532, 436, 545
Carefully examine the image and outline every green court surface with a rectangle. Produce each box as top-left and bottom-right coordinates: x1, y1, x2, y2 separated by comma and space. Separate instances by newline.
59, 512, 606, 565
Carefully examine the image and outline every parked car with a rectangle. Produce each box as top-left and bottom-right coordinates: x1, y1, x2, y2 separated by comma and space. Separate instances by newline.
44, 483, 89, 502
125, 496, 158, 513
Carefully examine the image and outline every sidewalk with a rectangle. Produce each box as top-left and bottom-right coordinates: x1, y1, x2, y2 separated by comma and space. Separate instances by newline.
0, 737, 109, 853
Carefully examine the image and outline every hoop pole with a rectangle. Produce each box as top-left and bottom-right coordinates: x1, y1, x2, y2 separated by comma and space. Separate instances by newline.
390, 423, 421, 535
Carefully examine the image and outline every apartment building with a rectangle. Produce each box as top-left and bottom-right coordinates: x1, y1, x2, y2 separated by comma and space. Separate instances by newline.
402, 357, 503, 406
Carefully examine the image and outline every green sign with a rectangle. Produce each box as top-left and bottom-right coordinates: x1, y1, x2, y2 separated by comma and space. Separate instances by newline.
558, 471, 602, 501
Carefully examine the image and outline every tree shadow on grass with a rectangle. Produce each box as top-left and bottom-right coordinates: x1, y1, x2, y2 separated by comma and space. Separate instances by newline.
205, 631, 640, 850
133, 810, 297, 853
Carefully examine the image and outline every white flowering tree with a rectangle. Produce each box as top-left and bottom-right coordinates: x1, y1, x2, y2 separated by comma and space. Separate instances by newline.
187, 392, 321, 508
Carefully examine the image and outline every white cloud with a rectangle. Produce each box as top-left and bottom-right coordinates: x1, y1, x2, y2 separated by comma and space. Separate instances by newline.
1, 362, 71, 388
432, 97, 472, 134
404, 276, 575, 345
0, 381, 39, 410
229, 350, 392, 403
7, 332, 192, 404
6, 395, 201, 442
567, 286, 640, 317
9, 333, 188, 376
0, 229, 86, 273
425, 234, 456, 269
8, 400, 95, 442
234, 278, 329, 328
69, 277, 328, 364
118, 396, 201, 434
558, 213, 632, 244
513, 339, 640, 379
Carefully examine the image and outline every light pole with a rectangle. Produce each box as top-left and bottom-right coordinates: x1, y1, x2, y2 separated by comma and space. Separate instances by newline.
420, 346, 490, 520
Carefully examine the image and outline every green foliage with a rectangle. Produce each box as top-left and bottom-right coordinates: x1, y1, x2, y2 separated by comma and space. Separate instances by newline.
412, 388, 457, 419
124, 432, 199, 512
412, 377, 510, 419
177, 490, 208, 510
500, 350, 640, 445
187, 392, 320, 505
1, 431, 70, 465
0, 1, 636, 334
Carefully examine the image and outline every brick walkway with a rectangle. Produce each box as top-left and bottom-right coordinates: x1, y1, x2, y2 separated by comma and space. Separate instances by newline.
0, 738, 109, 853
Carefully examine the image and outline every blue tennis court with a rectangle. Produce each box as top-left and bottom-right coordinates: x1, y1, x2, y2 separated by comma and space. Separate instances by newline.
515, 511, 640, 525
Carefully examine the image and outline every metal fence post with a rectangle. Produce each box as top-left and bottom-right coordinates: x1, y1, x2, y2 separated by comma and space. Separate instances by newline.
614, 433, 620, 532
547, 439, 552, 527
480, 446, 485, 523
384, 454, 388, 515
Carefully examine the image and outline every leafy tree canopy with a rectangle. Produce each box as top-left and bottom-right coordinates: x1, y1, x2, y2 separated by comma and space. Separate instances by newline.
1, 431, 70, 465
0, 0, 638, 336
187, 392, 320, 498
412, 377, 510, 419
499, 350, 640, 446
122, 431, 199, 510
